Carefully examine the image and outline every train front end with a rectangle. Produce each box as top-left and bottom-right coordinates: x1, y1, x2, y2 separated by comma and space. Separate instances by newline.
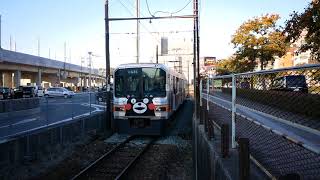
113, 64, 170, 135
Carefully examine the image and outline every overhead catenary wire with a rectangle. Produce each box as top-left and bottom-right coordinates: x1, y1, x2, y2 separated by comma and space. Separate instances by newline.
117, 0, 161, 44
146, 0, 192, 17
109, 30, 193, 35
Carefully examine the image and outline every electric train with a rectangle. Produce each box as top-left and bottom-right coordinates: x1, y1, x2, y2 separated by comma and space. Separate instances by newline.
113, 63, 187, 135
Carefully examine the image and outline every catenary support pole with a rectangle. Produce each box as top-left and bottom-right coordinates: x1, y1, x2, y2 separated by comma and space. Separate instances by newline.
105, 0, 113, 131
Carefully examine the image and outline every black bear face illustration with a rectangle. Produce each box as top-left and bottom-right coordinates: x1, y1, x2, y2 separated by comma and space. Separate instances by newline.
125, 97, 155, 116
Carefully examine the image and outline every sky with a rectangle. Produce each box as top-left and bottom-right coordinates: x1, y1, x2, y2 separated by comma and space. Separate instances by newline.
0, 0, 311, 69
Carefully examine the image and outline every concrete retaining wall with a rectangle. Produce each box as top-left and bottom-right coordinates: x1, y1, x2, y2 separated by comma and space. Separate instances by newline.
193, 117, 269, 180
0, 111, 108, 165
0, 98, 40, 113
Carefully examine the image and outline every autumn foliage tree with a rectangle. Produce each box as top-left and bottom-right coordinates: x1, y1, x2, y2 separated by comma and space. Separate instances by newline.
231, 14, 288, 70
284, 0, 320, 61
216, 57, 255, 75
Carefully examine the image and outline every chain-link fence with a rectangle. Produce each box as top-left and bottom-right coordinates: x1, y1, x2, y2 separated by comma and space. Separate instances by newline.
202, 64, 320, 179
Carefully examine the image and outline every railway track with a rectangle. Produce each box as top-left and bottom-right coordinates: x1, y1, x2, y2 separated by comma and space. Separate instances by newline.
71, 136, 155, 180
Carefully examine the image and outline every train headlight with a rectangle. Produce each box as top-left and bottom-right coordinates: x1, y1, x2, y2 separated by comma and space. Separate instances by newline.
155, 106, 167, 112
113, 106, 125, 111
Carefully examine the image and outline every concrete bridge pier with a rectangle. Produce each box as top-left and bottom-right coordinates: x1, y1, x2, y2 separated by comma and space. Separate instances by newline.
36, 69, 42, 86
14, 70, 21, 87
0, 71, 14, 88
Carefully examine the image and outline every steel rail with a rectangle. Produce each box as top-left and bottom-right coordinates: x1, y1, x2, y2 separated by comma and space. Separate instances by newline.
115, 138, 155, 180
70, 136, 134, 180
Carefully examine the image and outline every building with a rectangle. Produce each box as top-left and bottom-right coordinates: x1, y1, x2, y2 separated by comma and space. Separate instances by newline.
157, 35, 194, 84
274, 30, 314, 69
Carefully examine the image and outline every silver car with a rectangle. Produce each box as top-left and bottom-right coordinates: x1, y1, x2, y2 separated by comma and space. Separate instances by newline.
44, 87, 74, 98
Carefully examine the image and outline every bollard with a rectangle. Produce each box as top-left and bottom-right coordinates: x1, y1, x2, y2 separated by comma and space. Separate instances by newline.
204, 107, 208, 133
238, 138, 250, 180
208, 120, 214, 139
199, 105, 203, 124
221, 124, 229, 158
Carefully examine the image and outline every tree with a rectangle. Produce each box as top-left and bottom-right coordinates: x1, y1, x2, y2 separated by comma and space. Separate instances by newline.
216, 56, 255, 75
284, 0, 320, 61
231, 14, 288, 70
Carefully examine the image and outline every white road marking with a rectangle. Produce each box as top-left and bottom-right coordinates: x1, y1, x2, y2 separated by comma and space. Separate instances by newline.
13, 118, 38, 125
0, 125, 9, 129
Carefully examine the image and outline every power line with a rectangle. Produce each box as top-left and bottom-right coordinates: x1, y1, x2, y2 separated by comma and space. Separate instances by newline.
117, 0, 161, 44
123, 0, 159, 34
109, 30, 193, 35
145, 0, 192, 17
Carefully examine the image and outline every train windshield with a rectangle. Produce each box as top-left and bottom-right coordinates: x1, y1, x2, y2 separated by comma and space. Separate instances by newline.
114, 68, 166, 98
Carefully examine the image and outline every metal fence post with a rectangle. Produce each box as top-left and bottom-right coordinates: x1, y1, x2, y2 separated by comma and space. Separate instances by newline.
205, 78, 209, 133
221, 124, 229, 158
239, 138, 250, 180
208, 77, 214, 139
231, 74, 236, 149
46, 97, 49, 126
199, 79, 203, 124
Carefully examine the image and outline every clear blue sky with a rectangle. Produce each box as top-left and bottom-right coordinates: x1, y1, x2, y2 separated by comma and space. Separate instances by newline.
0, 0, 310, 68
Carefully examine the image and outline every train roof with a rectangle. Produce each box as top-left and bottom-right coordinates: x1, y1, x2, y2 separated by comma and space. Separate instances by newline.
114, 63, 186, 80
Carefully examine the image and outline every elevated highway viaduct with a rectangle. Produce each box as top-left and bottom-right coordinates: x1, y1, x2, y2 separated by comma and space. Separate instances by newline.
0, 48, 105, 89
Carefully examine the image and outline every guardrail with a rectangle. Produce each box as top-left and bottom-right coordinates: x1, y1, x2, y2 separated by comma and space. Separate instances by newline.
201, 64, 320, 179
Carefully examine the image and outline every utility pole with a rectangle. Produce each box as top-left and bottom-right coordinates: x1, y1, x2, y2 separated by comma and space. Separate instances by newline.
136, 0, 140, 63
188, 58, 190, 96
0, 14, 2, 49
38, 38, 40, 56
193, 1, 200, 180
105, 0, 113, 131
156, 45, 159, 63
193, 0, 200, 118
63, 41, 66, 79
80, 57, 84, 91
88, 52, 92, 91
9, 35, 12, 51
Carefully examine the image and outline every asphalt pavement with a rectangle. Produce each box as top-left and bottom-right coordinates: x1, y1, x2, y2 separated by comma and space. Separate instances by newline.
0, 93, 105, 140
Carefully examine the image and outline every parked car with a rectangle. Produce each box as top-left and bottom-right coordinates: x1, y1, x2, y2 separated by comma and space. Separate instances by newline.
22, 86, 37, 98
0, 87, 10, 100
13, 86, 24, 99
44, 87, 74, 98
271, 75, 308, 93
35, 86, 44, 97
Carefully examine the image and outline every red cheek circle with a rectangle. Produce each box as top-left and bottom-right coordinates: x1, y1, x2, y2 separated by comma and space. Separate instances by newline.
125, 104, 132, 110
148, 103, 155, 110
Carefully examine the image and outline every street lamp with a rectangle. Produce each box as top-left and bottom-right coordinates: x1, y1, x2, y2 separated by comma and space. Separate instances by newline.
88, 52, 92, 92
80, 57, 85, 92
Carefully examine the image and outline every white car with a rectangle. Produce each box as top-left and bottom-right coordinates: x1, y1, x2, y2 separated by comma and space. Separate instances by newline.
45, 87, 74, 98
35, 86, 44, 97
